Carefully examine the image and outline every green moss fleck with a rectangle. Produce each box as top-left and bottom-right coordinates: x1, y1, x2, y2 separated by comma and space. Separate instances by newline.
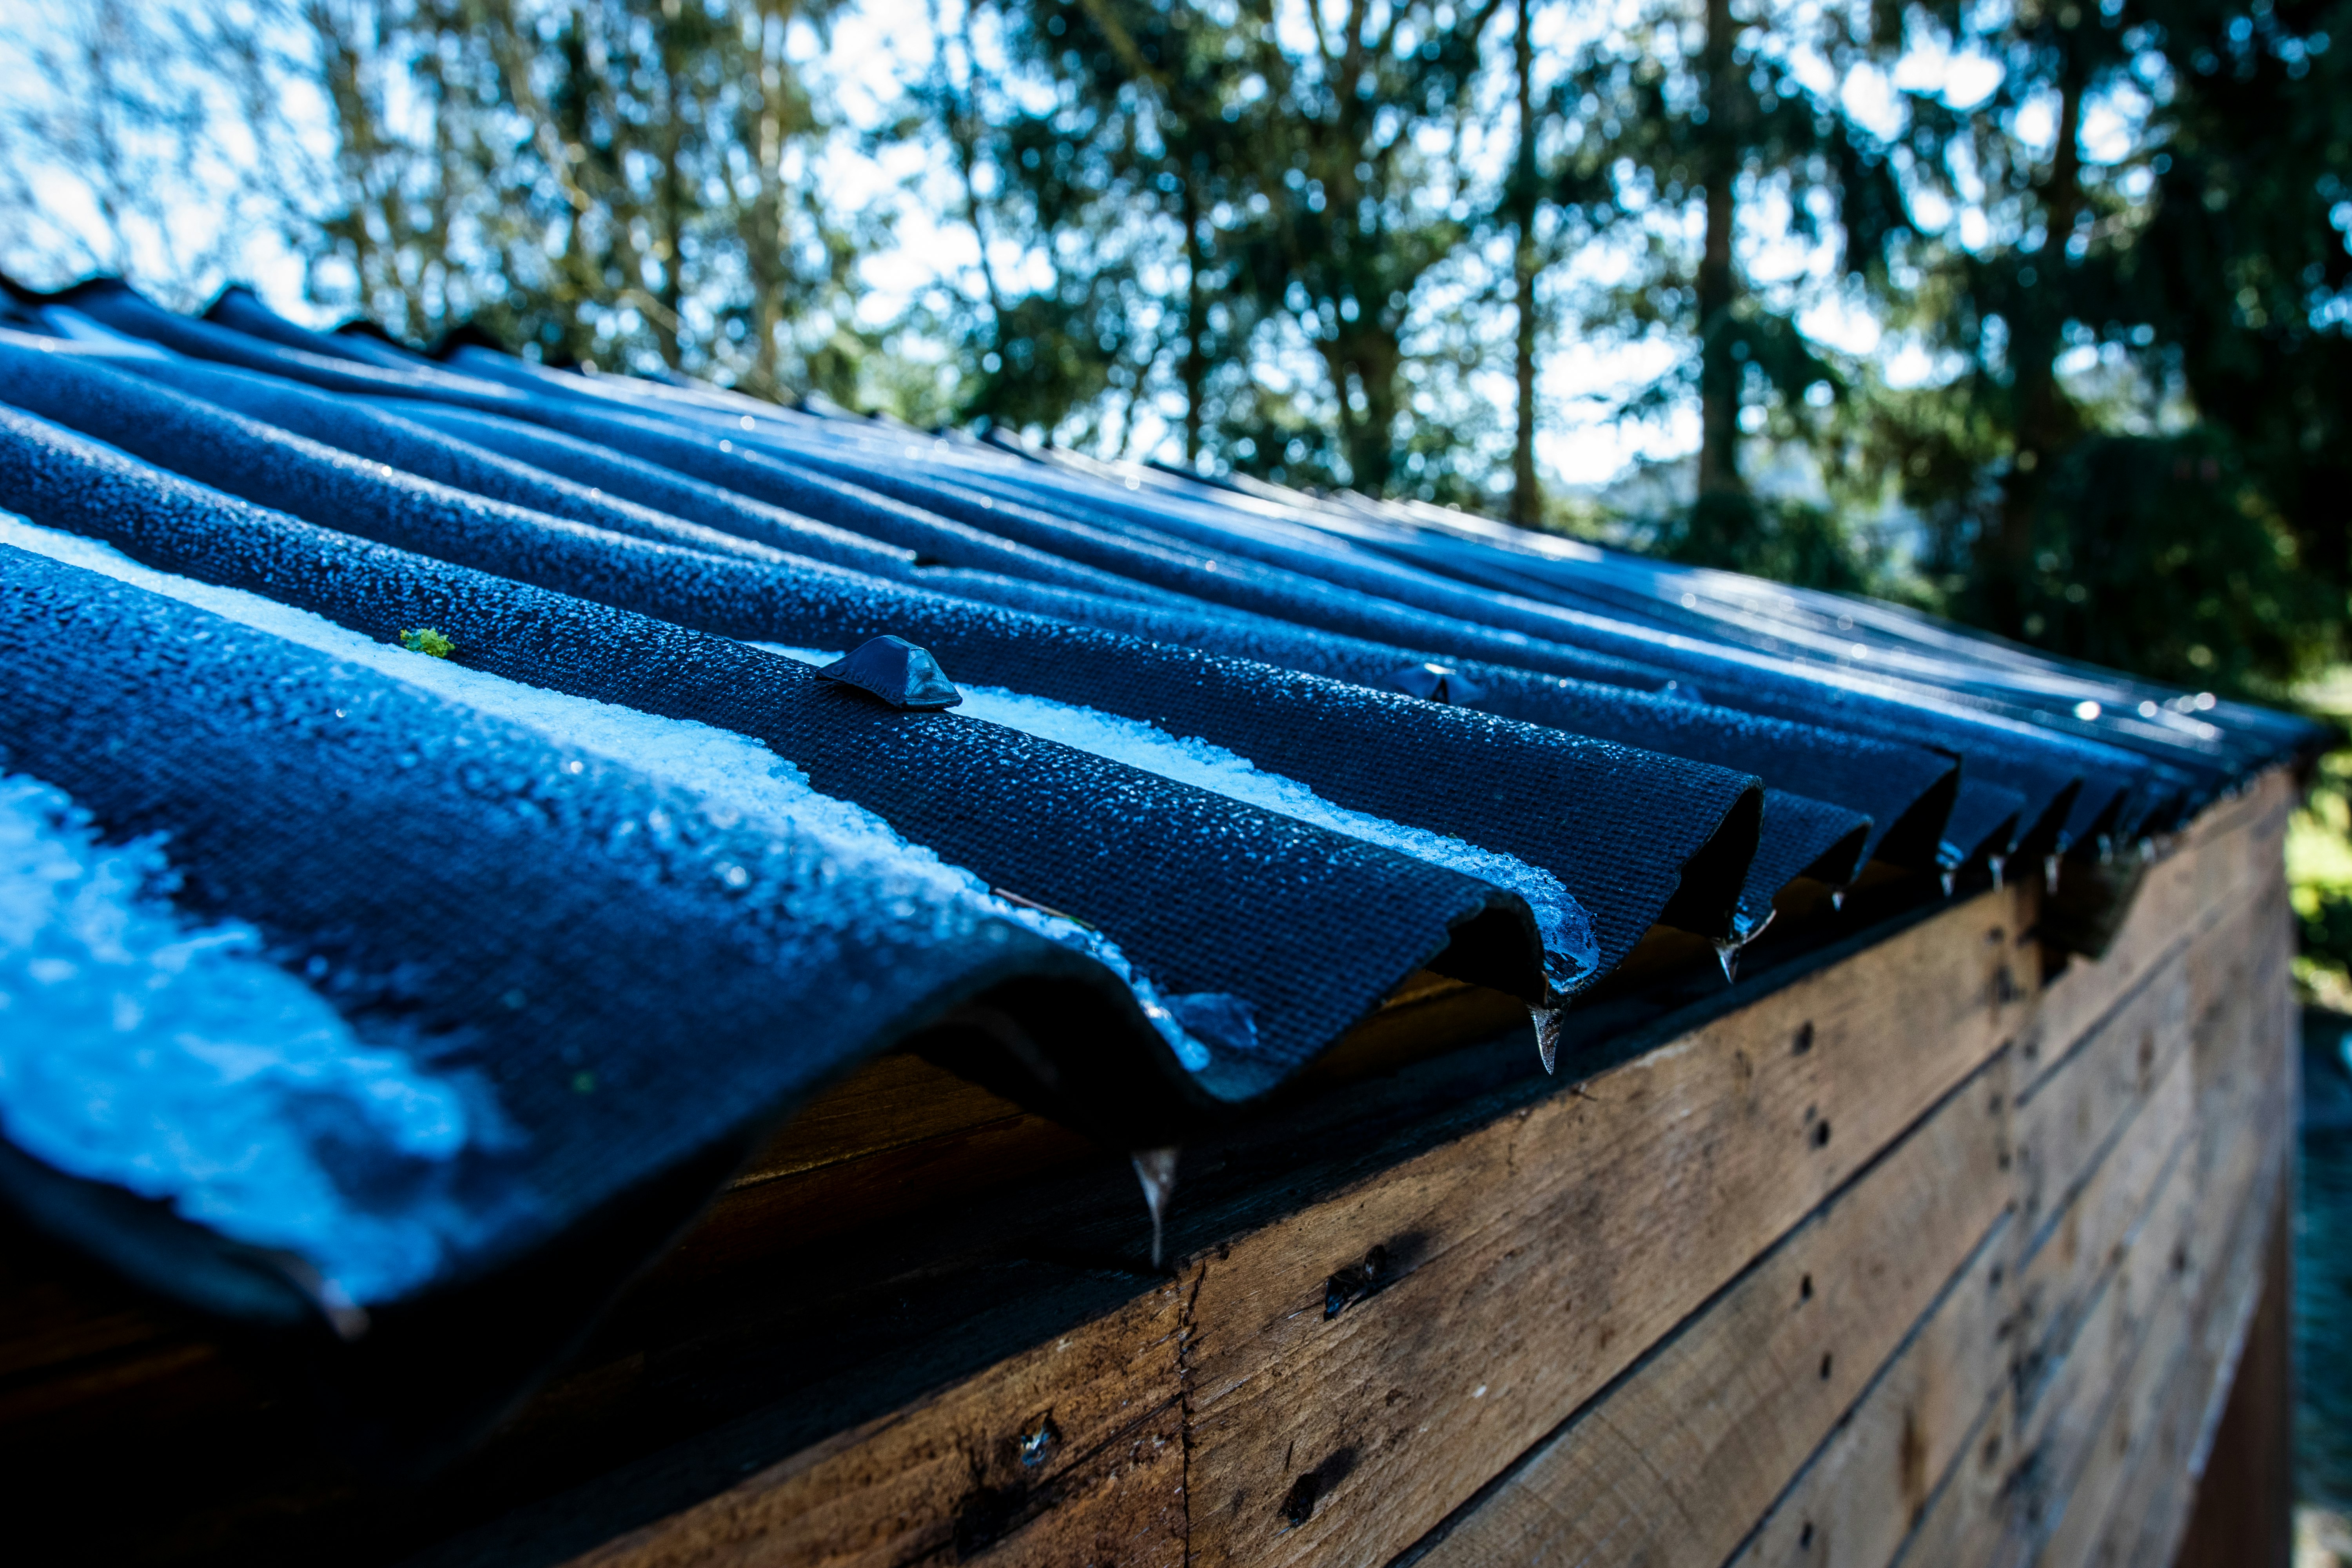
399, 627, 456, 659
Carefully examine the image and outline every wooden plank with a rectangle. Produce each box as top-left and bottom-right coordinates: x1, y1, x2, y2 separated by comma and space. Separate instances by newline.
1726, 1216, 2018, 1568
664, 1108, 1094, 1281
1724, 953, 2201, 1568
1406, 1050, 2014, 1568
1728, 854, 2283, 1568
673, 972, 1526, 1274
2009, 936, 2189, 1246
2034, 1119, 2284, 1568
1943, 845, 2279, 1438
2074, 958, 2297, 1568
2013, 770, 2289, 1094
1899, 1098, 2222, 1566
567, 1279, 1190, 1568
1427, 877, 2243, 1568
2150, 1153, 2294, 1568
1181, 881, 2044, 1568
564, 877, 2042, 1568
2005, 878, 2253, 1415
1895, 890, 2289, 1566
2041, 1109, 2287, 1568
535, 776, 2290, 1568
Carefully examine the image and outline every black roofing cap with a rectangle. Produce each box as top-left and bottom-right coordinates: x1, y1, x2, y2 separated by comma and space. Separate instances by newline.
817, 635, 965, 710
1387, 661, 1487, 706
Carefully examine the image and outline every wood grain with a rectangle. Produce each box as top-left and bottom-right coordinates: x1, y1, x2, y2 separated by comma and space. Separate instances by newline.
1181, 881, 2043, 1568
2044, 1134, 2287, 1568
2173, 1154, 2296, 1568
1889, 870, 2290, 1567
567, 1279, 1190, 1568
1407, 1051, 2016, 1568
1718, 806, 2287, 1568
1722, 921, 2238, 1567
517, 773, 2292, 1568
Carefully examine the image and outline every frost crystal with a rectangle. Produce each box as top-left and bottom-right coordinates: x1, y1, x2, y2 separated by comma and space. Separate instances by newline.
0, 772, 503, 1306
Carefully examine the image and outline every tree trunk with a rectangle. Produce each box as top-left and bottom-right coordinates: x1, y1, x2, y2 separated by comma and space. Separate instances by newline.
1508, 0, 1541, 527
1693, 0, 1743, 503
746, 0, 790, 398
1985, 69, 2084, 635
1181, 180, 1206, 466
1327, 336, 1401, 495
654, 99, 684, 371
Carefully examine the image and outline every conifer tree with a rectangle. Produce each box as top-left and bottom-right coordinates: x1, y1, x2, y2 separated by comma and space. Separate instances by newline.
956, 0, 1507, 493
1548, 0, 1909, 568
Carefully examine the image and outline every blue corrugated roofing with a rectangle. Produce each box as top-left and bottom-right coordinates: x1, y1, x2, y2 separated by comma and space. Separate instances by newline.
0, 275, 2326, 1452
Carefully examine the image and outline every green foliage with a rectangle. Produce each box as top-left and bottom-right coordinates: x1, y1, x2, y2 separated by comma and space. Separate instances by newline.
8, 0, 2351, 700
1620, 491, 1879, 594
2010, 432, 2336, 695
398, 626, 455, 659
936, 0, 1507, 491
1546, 0, 1905, 425
2306, 887, 2352, 981
301, 0, 874, 400
2293, 731, 2352, 1001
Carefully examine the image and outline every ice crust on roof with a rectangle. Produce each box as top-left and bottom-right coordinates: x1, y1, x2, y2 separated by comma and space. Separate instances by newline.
760, 644, 1600, 985
0, 771, 507, 1306
0, 515, 1220, 1073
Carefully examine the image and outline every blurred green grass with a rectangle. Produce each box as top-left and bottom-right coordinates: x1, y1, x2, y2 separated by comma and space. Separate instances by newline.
2298, 673, 2352, 1533
2293, 673, 2352, 1008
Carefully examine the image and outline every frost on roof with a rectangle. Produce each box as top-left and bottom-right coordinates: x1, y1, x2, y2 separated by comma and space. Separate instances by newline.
0, 515, 1224, 1074
761, 643, 1601, 990
0, 771, 520, 1307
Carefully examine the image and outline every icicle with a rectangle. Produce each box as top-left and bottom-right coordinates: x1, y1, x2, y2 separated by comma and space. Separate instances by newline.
2044, 854, 2062, 895
1131, 1148, 1180, 1270
1989, 856, 2006, 891
266, 1252, 370, 1343
1532, 1006, 1564, 1074
1940, 870, 1956, 897
1706, 909, 1772, 990
1830, 887, 1847, 913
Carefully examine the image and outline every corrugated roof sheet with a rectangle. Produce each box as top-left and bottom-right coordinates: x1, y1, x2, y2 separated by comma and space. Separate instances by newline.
0, 275, 2326, 1454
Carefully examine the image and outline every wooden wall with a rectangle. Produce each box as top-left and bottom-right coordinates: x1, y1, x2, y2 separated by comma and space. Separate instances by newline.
548, 771, 2298, 1568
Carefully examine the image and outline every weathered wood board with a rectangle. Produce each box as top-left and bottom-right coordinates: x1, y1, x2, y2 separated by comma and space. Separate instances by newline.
561, 771, 2295, 1568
